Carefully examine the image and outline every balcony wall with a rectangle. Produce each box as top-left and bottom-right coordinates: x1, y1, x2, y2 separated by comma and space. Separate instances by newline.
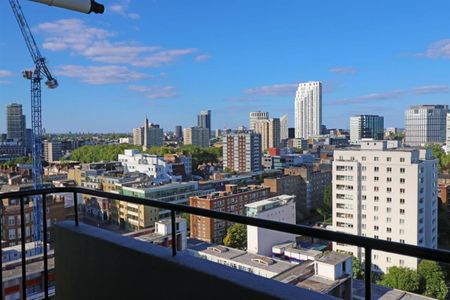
55, 221, 335, 300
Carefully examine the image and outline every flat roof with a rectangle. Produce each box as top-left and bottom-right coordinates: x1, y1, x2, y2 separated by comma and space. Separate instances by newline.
231, 252, 294, 274
352, 279, 434, 300
317, 252, 350, 265
245, 194, 295, 209
297, 275, 344, 294
200, 245, 246, 260
272, 261, 315, 284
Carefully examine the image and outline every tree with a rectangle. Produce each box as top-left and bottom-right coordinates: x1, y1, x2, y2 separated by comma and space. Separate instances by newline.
378, 266, 420, 293
429, 144, 450, 172
352, 256, 364, 279
317, 184, 332, 222
418, 260, 448, 300
223, 223, 247, 250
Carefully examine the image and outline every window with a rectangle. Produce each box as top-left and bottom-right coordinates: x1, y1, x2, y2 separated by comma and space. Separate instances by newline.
387, 197, 392, 203
400, 209, 405, 215
374, 235, 379, 239
362, 205, 366, 210
374, 206, 379, 212
400, 178, 405, 184
374, 216, 379, 221
362, 156, 366, 161
386, 217, 391, 223
387, 177, 392, 182
374, 176, 379, 182
362, 176, 366, 181
362, 214, 366, 219
400, 239, 405, 243
400, 229, 405, 235
386, 207, 392, 213
374, 167, 379, 172
8, 229, 15, 239
400, 188, 405, 194
387, 227, 392, 233
8, 216, 15, 226
374, 225, 379, 231
387, 157, 392, 162
387, 237, 392, 241
399, 259, 405, 266
387, 187, 392, 193
400, 219, 405, 225
362, 166, 367, 171
387, 167, 392, 173
374, 186, 379, 192
374, 196, 379, 202
400, 198, 405, 204
386, 257, 392, 263
400, 168, 405, 173
374, 157, 379, 161
400, 157, 405, 162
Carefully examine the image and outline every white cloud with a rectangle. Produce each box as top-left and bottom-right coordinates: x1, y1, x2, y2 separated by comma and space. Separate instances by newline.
110, 0, 140, 19
329, 67, 357, 74
245, 83, 298, 96
330, 90, 405, 105
421, 39, 450, 59
35, 19, 197, 68
195, 54, 211, 62
412, 85, 450, 95
129, 85, 177, 99
54, 65, 148, 85
0, 70, 12, 78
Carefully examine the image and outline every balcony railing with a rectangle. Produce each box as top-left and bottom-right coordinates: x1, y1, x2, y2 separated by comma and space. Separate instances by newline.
1, 186, 450, 300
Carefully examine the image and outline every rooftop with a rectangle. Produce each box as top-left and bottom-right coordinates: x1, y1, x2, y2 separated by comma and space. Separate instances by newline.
317, 252, 350, 265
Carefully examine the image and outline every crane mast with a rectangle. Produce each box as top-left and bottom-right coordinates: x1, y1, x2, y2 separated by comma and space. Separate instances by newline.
9, 0, 58, 247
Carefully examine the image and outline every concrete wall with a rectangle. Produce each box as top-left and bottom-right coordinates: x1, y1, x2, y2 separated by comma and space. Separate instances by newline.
55, 222, 334, 300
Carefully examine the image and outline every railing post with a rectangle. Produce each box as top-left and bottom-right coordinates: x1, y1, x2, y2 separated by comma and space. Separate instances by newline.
42, 193, 48, 299
20, 196, 27, 300
365, 248, 372, 300
73, 192, 79, 226
171, 210, 177, 256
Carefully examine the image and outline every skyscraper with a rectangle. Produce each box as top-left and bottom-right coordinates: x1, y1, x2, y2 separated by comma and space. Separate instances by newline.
253, 118, 280, 151
405, 104, 448, 147
175, 125, 183, 139
132, 117, 164, 149
223, 132, 261, 172
249, 111, 269, 131
6, 103, 26, 144
294, 82, 322, 139
349, 115, 384, 144
197, 110, 211, 137
280, 114, 289, 141
332, 140, 438, 273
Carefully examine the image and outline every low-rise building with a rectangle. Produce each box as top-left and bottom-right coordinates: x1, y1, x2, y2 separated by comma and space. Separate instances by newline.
189, 184, 270, 243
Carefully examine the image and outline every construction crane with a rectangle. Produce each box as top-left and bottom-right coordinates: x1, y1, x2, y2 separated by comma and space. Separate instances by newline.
9, 0, 104, 247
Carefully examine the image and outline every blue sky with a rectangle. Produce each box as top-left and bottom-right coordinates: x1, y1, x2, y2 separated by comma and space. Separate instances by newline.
0, 0, 449, 133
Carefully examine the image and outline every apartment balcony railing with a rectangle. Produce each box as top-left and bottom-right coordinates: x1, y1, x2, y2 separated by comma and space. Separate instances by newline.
1, 186, 450, 300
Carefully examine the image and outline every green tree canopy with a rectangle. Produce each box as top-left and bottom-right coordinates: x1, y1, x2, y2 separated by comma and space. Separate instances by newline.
352, 256, 364, 280
418, 260, 448, 300
378, 266, 421, 293
223, 223, 247, 250
429, 144, 450, 172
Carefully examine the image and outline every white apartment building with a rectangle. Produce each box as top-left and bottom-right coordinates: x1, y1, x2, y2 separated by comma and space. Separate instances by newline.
332, 140, 438, 273
294, 81, 322, 139
249, 111, 269, 131
118, 149, 181, 184
246, 195, 296, 256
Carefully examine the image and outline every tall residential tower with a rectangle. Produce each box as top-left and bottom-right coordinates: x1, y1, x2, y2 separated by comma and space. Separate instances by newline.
405, 104, 448, 147
294, 82, 322, 139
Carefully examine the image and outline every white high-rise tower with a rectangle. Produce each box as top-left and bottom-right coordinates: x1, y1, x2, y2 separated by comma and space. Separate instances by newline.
294, 81, 322, 139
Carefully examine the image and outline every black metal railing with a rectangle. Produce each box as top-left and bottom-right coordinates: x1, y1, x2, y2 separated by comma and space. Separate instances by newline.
1, 186, 450, 300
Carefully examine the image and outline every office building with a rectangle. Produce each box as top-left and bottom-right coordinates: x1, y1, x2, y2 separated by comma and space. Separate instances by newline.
189, 184, 270, 243
280, 114, 289, 141
175, 125, 183, 139
288, 127, 295, 139
404, 104, 448, 146
43, 140, 63, 162
197, 110, 212, 137
223, 132, 261, 173
332, 140, 438, 273
249, 111, 269, 131
132, 117, 164, 149
349, 115, 384, 144
183, 127, 210, 147
6, 103, 26, 144
294, 82, 322, 139
246, 195, 296, 256
253, 118, 281, 151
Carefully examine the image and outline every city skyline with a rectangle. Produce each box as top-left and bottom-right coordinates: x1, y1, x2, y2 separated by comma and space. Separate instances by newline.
0, 1, 449, 133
